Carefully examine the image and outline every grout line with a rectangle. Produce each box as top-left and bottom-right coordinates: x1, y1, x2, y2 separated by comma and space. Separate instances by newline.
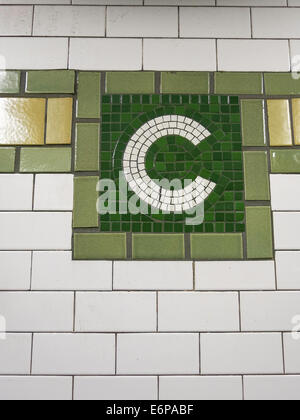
242, 375, 245, 400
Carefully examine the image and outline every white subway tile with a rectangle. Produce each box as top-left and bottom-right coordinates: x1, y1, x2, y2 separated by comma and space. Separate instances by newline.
0, 334, 31, 375
0, 38, 68, 70
107, 6, 178, 38
240, 292, 300, 332
74, 376, 157, 400
284, 333, 300, 374
218, 40, 290, 72
34, 175, 74, 211
289, 0, 300, 5
195, 261, 276, 291
73, 0, 142, 4
217, 0, 286, 4
252, 8, 300, 38
0, 212, 72, 250
0, 376, 72, 401
147, 1, 214, 4
273, 212, 300, 250
270, 175, 300, 211
0, 292, 74, 332
0, 1, 70, 3
0, 175, 33, 211
114, 261, 193, 290
69, 38, 142, 70
290, 40, 300, 70
75, 292, 156, 332
180, 7, 251, 38
0, 6, 32, 36
33, 6, 105, 37
32, 251, 112, 291
159, 376, 243, 401
244, 375, 300, 400
0, 252, 31, 290
158, 292, 239, 332
201, 333, 283, 375
143, 39, 216, 71
276, 251, 300, 290
117, 334, 199, 374
32, 333, 115, 375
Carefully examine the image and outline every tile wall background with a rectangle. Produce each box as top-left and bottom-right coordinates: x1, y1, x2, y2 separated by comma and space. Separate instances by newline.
1, 0, 300, 401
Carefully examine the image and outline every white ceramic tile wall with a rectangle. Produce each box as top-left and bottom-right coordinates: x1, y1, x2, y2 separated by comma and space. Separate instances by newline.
1, 1, 300, 401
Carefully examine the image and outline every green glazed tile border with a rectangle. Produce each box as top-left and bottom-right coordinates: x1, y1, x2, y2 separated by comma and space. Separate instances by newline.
246, 206, 273, 259
161, 72, 210, 94
0, 148, 16, 172
270, 149, 300, 173
0, 71, 20, 94
77, 72, 101, 119
75, 123, 99, 172
132, 234, 185, 260
19, 147, 71, 173
264, 73, 300, 95
26, 71, 75, 94
106, 72, 155, 94
74, 233, 127, 260
4, 70, 300, 261
244, 151, 270, 201
73, 176, 99, 228
241, 100, 266, 147
191, 233, 243, 260
215, 73, 263, 95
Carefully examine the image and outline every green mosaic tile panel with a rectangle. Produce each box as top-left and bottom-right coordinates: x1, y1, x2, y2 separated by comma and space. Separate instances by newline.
99, 94, 245, 235
77, 72, 101, 119
73, 176, 99, 228
264, 73, 300, 95
0, 148, 16, 172
214, 73, 263, 95
244, 152, 270, 201
191, 233, 243, 260
161, 72, 210, 94
0, 71, 20, 94
270, 149, 300, 173
26, 71, 75, 93
241, 100, 266, 147
75, 123, 99, 172
106, 72, 155, 94
19, 147, 71, 173
132, 234, 185, 260
74, 233, 127, 260
246, 206, 273, 259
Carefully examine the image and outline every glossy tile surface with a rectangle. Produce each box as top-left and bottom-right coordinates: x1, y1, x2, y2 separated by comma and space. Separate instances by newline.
132, 234, 185, 260
0, 148, 15, 173
214, 73, 263, 95
246, 206, 273, 259
191, 233, 243, 260
73, 177, 99, 228
77, 72, 100, 119
75, 123, 99, 172
0, 98, 45, 145
241, 100, 265, 147
74, 233, 127, 260
161, 72, 210, 94
46, 98, 73, 145
0, 71, 20, 94
270, 150, 300, 173
20, 147, 71, 173
292, 98, 300, 146
244, 152, 270, 201
26, 70, 75, 94
267, 100, 292, 147
106, 72, 155, 94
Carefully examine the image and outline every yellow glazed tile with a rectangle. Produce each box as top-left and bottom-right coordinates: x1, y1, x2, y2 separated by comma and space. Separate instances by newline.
267, 99, 292, 147
292, 98, 300, 146
0, 98, 45, 145
46, 98, 73, 145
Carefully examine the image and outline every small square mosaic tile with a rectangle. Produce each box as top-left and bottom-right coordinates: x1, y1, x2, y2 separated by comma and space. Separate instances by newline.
1, 70, 300, 260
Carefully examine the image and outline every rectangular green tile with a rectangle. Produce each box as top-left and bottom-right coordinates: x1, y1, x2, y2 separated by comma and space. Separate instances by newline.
244, 151, 270, 201
191, 234, 243, 260
106, 72, 155, 94
73, 176, 99, 228
20, 147, 71, 173
77, 72, 101, 119
215, 73, 263, 95
270, 150, 300, 173
75, 123, 99, 172
0, 71, 20, 93
241, 100, 266, 146
132, 234, 185, 260
246, 206, 273, 259
265, 73, 300, 95
74, 233, 126, 260
0, 148, 16, 172
26, 71, 75, 93
161, 72, 210, 94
